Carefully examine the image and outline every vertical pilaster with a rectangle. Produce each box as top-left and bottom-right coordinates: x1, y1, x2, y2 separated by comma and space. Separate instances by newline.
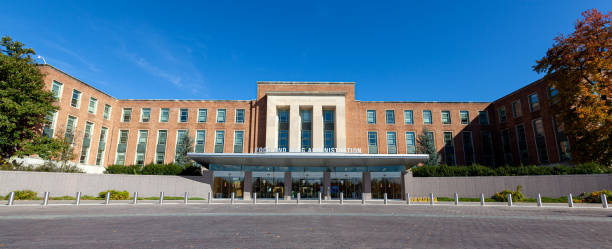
363, 172, 372, 200
313, 105, 324, 151
284, 172, 292, 200
243, 171, 252, 200
289, 104, 300, 152
323, 171, 331, 200
265, 102, 277, 149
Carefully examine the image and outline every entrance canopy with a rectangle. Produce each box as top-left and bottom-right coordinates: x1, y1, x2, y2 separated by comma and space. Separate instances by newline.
188, 152, 428, 167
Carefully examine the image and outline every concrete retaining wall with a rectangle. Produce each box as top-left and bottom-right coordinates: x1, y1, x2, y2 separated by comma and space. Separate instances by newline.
0, 171, 212, 198
405, 173, 612, 198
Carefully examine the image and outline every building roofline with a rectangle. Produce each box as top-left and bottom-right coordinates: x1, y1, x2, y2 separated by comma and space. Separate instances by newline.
492, 77, 546, 103
357, 100, 491, 104
257, 81, 355, 85
37, 64, 116, 100
118, 99, 253, 102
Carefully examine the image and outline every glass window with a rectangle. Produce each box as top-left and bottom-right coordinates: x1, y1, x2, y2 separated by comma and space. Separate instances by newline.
323, 110, 334, 123
386, 110, 395, 124
103, 104, 112, 120
529, 93, 540, 112
498, 106, 507, 123
176, 130, 187, 145
51, 81, 62, 99
115, 130, 129, 165
478, 111, 489, 125
198, 109, 208, 123
118, 130, 129, 144
548, 86, 559, 104
367, 131, 378, 154
532, 119, 549, 164
195, 130, 205, 153
460, 111, 469, 124
278, 110, 289, 123
501, 129, 513, 165
214, 130, 225, 153
136, 130, 148, 165
79, 122, 94, 163
300, 110, 312, 151
138, 130, 148, 144
42, 111, 57, 138
70, 89, 81, 108
179, 108, 188, 122
156, 130, 168, 165
88, 97, 97, 114
234, 131, 244, 153
160, 108, 169, 122
404, 110, 413, 124
158, 130, 168, 145
516, 124, 529, 165
217, 109, 226, 123
405, 132, 416, 154
512, 100, 522, 118
443, 132, 455, 165
121, 108, 132, 122
64, 116, 77, 145
235, 109, 245, 123
278, 130, 289, 151
95, 127, 108, 166
386, 132, 397, 154
367, 110, 376, 124
441, 111, 451, 124
462, 132, 474, 165
141, 108, 151, 122
423, 110, 432, 124
323, 110, 335, 150
324, 130, 334, 149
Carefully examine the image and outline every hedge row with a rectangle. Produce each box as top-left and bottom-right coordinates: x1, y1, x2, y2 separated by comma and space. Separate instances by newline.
411, 162, 612, 177
104, 164, 202, 176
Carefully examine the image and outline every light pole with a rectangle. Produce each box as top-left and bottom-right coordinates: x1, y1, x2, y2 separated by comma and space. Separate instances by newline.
37, 55, 47, 64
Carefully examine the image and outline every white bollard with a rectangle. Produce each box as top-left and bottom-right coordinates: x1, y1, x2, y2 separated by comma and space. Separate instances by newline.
602, 193, 608, 209
7, 192, 15, 206
454, 192, 459, 206
253, 193, 257, 204
429, 193, 434, 205
231, 192, 235, 204
537, 193, 542, 207
208, 192, 212, 204
384, 193, 388, 205
406, 193, 411, 205
480, 193, 485, 206
508, 193, 513, 207
43, 192, 49, 206
133, 192, 138, 204
75, 192, 81, 206
159, 192, 164, 205
184, 192, 189, 204
104, 192, 110, 205
275, 192, 279, 206
340, 192, 344, 205
318, 192, 322, 205
568, 193, 573, 208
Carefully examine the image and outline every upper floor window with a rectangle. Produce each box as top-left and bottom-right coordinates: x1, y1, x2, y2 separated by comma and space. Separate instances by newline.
70, 89, 81, 108
386, 132, 397, 154
235, 109, 245, 123
423, 110, 432, 124
367, 131, 378, 154
441, 110, 451, 124
404, 110, 413, 124
498, 106, 507, 123
323, 110, 334, 124
385, 110, 395, 124
88, 97, 97, 114
103, 104, 112, 120
216, 109, 226, 123
121, 108, 132, 122
512, 100, 522, 118
478, 111, 489, 125
405, 131, 416, 154
51, 81, 63, 99
278, 110, 289, 123
366, 110, 376, 124
141, 108, 151, 122
548, 86, 560, 104
179, 108, 188, 123
529, 93, 540, 112
198, 109, 207, 123
160, 108, 169, 122
460, 110, 469, 124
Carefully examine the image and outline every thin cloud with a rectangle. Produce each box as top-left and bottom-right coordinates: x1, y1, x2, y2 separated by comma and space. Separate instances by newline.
43, 40, 101, 72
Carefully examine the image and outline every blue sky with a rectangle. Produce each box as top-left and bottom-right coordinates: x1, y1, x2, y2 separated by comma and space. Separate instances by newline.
1, 1, 610, 101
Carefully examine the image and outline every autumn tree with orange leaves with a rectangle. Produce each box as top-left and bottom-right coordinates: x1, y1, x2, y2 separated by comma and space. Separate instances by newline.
534, 9, 611, 165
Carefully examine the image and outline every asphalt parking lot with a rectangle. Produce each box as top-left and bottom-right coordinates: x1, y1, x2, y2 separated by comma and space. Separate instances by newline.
0, 203, 610, 248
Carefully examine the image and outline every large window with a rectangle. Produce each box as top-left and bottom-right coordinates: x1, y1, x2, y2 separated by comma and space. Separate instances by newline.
216, 109, 226, 123
70, 89, 81, 108
478, 111, 489, 125
159, 108, 169, 122
235, 109, 245, 123
405, 132, 416, 154
51, 81, 63, 99
462, 132, 474, 165
95, 127, 108, 166
498, 106, 507, 123
278, 110, 289, 151
366, 110, 376, 124
480, 131, 494, 166
234, 131, 244, 153
368, 131, 378, 154
195, 130, 205, 153
512, 100, 522, 118
65, 116, 77, 145
516, 124, 529, 165
532, 119, 549, 164
385, 110, 395, 124
441, 111, 451, 124
103, 104, 112, 120
198, 109, 207, 123
156, 130, 168, 164
175, 130, 188, 162
529, 93, 540, 112
42, 111, 57, 138
548, 86, 560, 104
443, 132, 455, 165
88, 97, 97, 114
214, 130, 225, 153
79, 122, 94, 164
404, 110, 413, 124
115, 130, 129, 165
136, 130, 148, 165
386, 132, 397, 154
141, 108, 151, 122
121, 108, 132, 122
301, 110, 312, 151
553, 117, 571, 162
423, 110, 432, 124
460, 110, 469, 124
323, 110, 335, 149
179, 108, 188, 123
501, 129, 513, 165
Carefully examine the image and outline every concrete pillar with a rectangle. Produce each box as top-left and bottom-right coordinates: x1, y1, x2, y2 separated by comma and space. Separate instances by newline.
362, 172, 372, 200
323, 171, 331, 200
335, 102, 346, 149
265, 103, 277, 149
401, 170, 408, 200
312, 105, 323, 150
243, 171, 252, 200
289, 104, 300, 152
284, 172, 292, 200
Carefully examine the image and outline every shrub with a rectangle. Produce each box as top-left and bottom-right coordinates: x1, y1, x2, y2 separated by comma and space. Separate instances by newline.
104, 165, 142, 174
7, 190, 38, 200
579, 190, 612, 203
98, 190, 130, 200
180, 165, 202, 176
491, 185, 525, 202
412, 163, 612, 177
141, 164, 184, 175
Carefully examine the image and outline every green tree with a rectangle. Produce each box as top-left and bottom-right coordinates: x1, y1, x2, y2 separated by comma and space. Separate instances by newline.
174, 131, 195, 166
417, 128, 439, 166
0, 36, 58, 160
534, 9, 611, 165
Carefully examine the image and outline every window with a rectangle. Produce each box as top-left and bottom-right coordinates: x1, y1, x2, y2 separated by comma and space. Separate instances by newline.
95, 127, 108, 166
278, 110, 289, 151
386, 132, 397, 154
115, 130, 129, 165
462, 132, 474, 165
70, 89, 81, 108
515, 124, 529, 165
386, 110, 395, 124
141, 108, 151, 122
198, 109, 207, 123
179, 108, 188, 123
478, 111, 489, 125
175, 130, 188, 162
234, 131, 244, 153
367, 110, 376, 124
405, 132, 416, 154
404, 110, 413, 124
121, 108, 132, 122
301, 110, 312, 151
532, 119, 549, 164
553, 116, 571, 162
235, 109, 245, 123
501, 129, 513, 165
323, 110, 335, 149
216, 109, 226, 123
443, 132, 455, 165
368, 131, 378, 154
136, 130, 148, 165
498, 106, 507, 123
79, 122, 94, 164
195, 130, 205, 153
423, 110, 432, 124
529, 93, 540, 112
441, 111, 451, 124
51, 81, 63, 99
156, 130, 168, 164
65, 116, 77, 145
214, 131, 225, 153
160, 108, 169, 122
88, 97, 97, 114
480, 131, 494, 166
460, 111, 469, 124
548, 86, 559, 104
512, 100, 522, 118
42, 111, 57, 138
103, 104, 112, 120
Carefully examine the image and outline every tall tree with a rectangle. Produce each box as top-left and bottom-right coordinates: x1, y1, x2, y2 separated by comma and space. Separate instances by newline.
534, 9, 611, 165
0, 36, 58, 160
417, 128, 440, 166
174, 131, 195, 166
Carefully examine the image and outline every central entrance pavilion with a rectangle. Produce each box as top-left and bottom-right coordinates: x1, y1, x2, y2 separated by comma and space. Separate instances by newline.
189, 152, 428, 200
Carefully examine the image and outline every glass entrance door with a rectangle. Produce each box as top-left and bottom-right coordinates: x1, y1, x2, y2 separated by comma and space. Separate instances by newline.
371, 172, 402, 199
291, 172, 323, 199
330, 172, 362, 199
252, 172, 284, 199
213, 171, 244, 198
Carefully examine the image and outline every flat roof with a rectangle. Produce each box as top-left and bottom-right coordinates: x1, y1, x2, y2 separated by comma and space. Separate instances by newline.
257, 81, 355, 85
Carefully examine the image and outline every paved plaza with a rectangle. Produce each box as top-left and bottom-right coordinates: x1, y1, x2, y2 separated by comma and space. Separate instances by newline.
0, 203, 611, 248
